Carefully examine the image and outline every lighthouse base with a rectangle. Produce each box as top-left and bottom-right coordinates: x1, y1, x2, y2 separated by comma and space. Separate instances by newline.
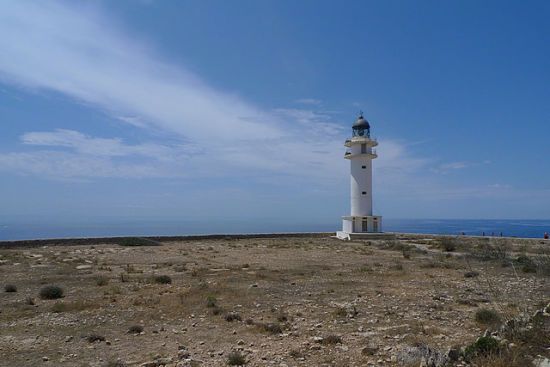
337, 215, 383, 240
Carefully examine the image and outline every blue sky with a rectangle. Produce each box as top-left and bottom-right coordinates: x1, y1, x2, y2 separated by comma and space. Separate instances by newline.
0, 0, 549, 229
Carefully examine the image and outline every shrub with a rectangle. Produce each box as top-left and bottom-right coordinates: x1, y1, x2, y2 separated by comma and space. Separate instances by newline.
51, 302, 68, 313
211, 306, 223, 315
289, 349, 305, 359
515, 255, 538, 273
86, 334, 105, 343
227, 351, 246, 365
277, 313, 288, 322
39, 285, 64, 299
464, 271, 480, 278
153, 275, 172, 284
118, 237, 159, 247
127, 325, 143, 334
321, 334, 342, 345
259, 322, 282, 334
464, 336, 500, 359
439, 237, 457, 252
206, 295, 218, 308
225, 312, 242, 322
95, 276, 109, 286
475, 308, 501, 325
4, 284, 17, 292
25, 297, 35, 305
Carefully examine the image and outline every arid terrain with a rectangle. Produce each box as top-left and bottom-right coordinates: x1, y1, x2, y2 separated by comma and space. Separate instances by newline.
1, 234, 549, 367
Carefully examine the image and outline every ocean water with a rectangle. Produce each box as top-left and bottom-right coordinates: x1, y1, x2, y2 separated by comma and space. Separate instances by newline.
0, 218, 549, 241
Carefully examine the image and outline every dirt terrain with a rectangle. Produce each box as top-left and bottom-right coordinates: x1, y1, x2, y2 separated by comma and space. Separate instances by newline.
1, 234, 549, 367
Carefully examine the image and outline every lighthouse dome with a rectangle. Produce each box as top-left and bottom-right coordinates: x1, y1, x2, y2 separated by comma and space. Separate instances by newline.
352, 115, 370, 129
352, 114, 371, 137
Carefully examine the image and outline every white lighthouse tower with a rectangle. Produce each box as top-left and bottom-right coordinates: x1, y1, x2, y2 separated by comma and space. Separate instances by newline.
337, 112, 383, 239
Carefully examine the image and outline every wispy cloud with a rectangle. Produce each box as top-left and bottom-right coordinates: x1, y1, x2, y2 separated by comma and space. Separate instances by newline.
0, 1, 280, 142
21, 129, 198, 160
0, 0, 515, 211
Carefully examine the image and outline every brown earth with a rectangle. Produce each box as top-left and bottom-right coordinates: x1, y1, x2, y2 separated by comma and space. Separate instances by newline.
0, 234, 549, 367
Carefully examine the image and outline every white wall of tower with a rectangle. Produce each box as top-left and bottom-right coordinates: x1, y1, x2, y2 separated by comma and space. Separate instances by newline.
350, 155, 372, 216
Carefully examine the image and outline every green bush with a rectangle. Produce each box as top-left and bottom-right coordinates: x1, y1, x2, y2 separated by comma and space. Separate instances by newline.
464, 336, 500, 359
127, 325, 143, 334
227, 351, 246, 365
86, 334, 105, 343
475, 308, 501, 325
153, 275, 172, 284
39, 285, 64, 299
440, 237, 457, 252
206, 295, 217, 308
225, 312, 242, 322
321, 334, 342, 345
95, 276, 109, 286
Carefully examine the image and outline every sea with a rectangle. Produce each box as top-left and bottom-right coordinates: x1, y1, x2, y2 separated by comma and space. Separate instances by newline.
0, 218, 549, 241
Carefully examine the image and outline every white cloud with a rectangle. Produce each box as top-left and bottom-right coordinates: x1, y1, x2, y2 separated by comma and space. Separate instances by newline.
0, 1, 280, 142
21, 129, 198, 161
0, 0, 510, 210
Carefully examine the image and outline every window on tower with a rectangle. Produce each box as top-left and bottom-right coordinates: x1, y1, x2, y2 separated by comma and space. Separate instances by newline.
362, 191, 367, 195
362, 165, 366, 169
361, 144, 366, 153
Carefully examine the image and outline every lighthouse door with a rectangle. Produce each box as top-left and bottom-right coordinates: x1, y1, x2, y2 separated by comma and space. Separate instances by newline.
362, 220, 367, 232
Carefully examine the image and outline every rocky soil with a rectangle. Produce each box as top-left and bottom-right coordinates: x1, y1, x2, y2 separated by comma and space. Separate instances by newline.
0, 234, 549, 366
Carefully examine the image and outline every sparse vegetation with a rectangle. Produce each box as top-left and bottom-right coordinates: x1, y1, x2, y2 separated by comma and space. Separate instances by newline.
1, 234, 548, 366
258, 322, 282, 334
39, 285, 64, 299
464, 336, 500, 360
127, 325, 143, 334
464, 271, 480, 278
475, 308, 501, 326
321, 334, 342, 345
289, 349, 305, 359
439, 237, 457, 252
86, 334, 105, 343
225, 312, 242, 322
227, 350, 246, 365
206, 295, 218, 308
152, 275, 172, 284
95, 276, 109, 286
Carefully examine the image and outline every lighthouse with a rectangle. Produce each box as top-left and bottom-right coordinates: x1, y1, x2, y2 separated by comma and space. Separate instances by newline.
337, 113, 383, 239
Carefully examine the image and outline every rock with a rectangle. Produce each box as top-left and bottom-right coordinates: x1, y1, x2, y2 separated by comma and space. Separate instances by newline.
42, 356, 49, 361
534, 356, 550, 367
76, 265, 92, 270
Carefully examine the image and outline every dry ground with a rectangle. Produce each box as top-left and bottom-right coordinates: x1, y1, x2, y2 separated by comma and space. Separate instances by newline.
0, 234, 549, 367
